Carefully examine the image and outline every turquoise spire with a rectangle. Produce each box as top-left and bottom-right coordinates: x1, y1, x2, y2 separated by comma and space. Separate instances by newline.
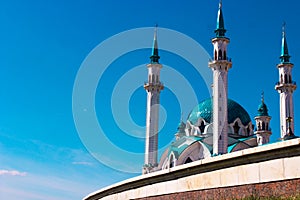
150, 25, 160, 63
177, 121, 186, 133
215, 0, 226, 37
280, 22, 291, 63
257, 92, 269, 116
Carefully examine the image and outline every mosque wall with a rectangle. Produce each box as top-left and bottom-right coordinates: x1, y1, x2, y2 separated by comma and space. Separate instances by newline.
84, 138, 300, 200
135, 179, 300, 200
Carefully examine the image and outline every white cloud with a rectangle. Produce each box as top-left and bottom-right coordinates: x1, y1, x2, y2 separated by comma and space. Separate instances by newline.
0, 134, 133, 199
0, 173, 97, 200
0, 169, 27, 176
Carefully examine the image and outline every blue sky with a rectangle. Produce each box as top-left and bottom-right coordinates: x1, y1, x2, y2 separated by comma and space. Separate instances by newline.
0, 0, 299, 199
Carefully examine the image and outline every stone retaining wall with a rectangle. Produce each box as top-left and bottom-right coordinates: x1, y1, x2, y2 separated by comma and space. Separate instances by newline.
84, 139, 300, 200
135, 179, 300, 200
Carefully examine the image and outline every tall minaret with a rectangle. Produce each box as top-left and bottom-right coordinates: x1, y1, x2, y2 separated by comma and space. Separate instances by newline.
254, 92, 272, 145
143, 27, 164, 174
209, 1, 232, 155
275, 23, 297, 140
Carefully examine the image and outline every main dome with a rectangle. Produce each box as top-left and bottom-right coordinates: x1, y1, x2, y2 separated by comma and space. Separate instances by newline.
187, 98, 251, 126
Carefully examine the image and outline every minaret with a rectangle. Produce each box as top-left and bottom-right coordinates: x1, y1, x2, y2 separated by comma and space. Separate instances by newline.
209, 1, 232, 155
275, 23, 297, 140
254, 92, 272, 145
143, 26, 164, 174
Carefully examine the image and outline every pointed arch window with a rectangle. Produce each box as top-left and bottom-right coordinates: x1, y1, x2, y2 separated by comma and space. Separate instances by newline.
233, 122, 240, 134
258, 122, 261, 131
262, 121, 265, 130
281, 74, 283, 84
266, 123, 269, 131
214, 50, 217, 60
184, 157, 193, 164
169, 155, 175, 168
199, 121, 205, 133
223, 50, 227, 60
289, 75, 292, 83
284, 74, 288, 84
218, 49, 222, 60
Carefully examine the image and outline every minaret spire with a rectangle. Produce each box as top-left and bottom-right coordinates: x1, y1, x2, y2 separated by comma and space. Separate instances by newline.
215, 0, 226, 38
275, 23, 297, 140
280, 22, 290, 63
143, 26, 164, 174
150, 24, 160, 63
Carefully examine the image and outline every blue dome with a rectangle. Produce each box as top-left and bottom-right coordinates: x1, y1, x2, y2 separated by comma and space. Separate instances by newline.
187, 98, 251, 126
257, 101, 269, 116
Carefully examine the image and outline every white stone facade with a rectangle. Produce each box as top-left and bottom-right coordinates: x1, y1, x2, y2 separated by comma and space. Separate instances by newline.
254, 115, 272, 145
275, 62, 297, 139
209, 37, 232, 155
144, 62, 163, 173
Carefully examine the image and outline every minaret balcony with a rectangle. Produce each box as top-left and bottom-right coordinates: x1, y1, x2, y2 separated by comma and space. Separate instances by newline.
208, 58, 232, 71
275, 81, 297, 90
144, 82, 164, 91
209, 57, 232, 63
254, 127, 272, 132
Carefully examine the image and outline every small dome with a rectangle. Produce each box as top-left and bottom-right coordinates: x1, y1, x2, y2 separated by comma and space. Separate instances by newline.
257, 101, 269, 116
187, 98, 251, 126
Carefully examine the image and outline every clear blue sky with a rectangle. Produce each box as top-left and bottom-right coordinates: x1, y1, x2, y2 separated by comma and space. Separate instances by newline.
0, 0, 299, 199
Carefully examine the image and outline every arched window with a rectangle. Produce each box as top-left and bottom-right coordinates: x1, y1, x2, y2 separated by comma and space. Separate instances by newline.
266, 123, 269, 131
262, 121, 265, 130
281, 74, 283, 84
284, 74, 288, 84
289, 75, 292, 83
233, 122, 240, 134
223, 50, 227, 60
214, 50, 217, 60
169, 155, 175, 168
199, 121, 205, 133
184, 157, 193, 164
258, 122, 261, 131
218, 49, 222, 60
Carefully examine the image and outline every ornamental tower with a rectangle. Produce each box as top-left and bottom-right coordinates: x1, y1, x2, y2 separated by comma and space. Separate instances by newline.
209, 1, 232, 155
254, 93, 272, 145
275, 24, 297, 140
175, 121, 186, 140
143, 27, 164, 174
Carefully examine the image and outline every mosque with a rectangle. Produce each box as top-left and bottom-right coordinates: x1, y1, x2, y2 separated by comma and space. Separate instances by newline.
84, 2, 300, 199
142, 1, 297, 174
